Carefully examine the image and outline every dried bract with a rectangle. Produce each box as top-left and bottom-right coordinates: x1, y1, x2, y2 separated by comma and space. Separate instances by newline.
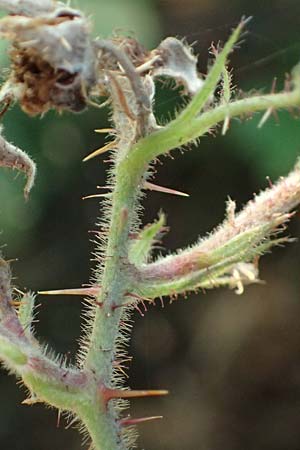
0, 6, 96, 114
152, 37, 204, 95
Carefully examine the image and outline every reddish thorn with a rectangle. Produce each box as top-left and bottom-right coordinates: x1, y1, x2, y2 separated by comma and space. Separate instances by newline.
120, 416, 163, 427
99, 386, 169, 404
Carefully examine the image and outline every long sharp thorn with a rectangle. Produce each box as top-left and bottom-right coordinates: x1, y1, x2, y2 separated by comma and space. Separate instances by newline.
38, 287, 100, 296
144, 181, 189, 197
101, 387, 169, 403
120, 416, 163, 427
83, 141, 116, 162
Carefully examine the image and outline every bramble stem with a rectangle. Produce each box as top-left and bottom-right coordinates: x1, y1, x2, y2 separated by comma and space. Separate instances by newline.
2, 10, 300, 450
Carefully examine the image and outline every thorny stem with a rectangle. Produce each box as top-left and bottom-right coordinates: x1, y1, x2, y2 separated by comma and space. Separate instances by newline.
1, 10, 300, 450
133, 163, 300, 297
84, 158, 140, 374
80, 144, 148, 449
81, 70, 300, 450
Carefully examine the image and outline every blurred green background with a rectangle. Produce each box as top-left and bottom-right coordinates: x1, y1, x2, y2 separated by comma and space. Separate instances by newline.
1, 1, 300, 449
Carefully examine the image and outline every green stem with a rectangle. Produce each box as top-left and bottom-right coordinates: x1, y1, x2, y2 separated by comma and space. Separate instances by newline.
0, 325, 92, 411
81, 152, 146, 449
130, 88, 300, 165
77, 403, 124, 450
84, 153, 141, 376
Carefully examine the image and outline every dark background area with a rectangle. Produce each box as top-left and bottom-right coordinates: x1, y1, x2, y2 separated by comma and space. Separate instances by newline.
1, 0, 300, 449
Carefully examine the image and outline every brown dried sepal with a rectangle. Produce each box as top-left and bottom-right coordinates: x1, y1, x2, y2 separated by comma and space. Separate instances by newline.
10, 45, 85, 115
0, 10, 97, 115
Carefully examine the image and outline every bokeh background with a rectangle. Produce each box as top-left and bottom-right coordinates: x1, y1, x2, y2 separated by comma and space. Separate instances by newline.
1, 1, 300, 449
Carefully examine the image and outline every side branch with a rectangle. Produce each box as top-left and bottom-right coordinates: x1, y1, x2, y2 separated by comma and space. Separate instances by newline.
132, 161, 300, 298
0, 258, 91, 411
129, 84, 300, 166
